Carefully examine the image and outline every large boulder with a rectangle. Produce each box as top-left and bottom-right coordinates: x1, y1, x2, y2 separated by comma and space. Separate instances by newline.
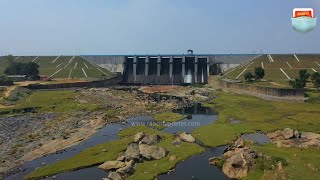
222, 153, 250, 179
108, 172, 123, 180
134, 132, 145, 143
116, 160, 135, 176
234, 138, 245, 148
301, 132, 320, 140
283, 128, 294, 140
209, 157, 221, 166
172, 137, 182, 146
267, 130, 283, 139
98, 161, 126, 170
140, 134, 160, 145
179, 132, 196, 143
138, 144, 167, 160
125, 143, 140, 160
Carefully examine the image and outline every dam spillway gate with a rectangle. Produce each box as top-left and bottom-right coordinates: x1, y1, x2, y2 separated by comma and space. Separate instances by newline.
123, 55, 209, 85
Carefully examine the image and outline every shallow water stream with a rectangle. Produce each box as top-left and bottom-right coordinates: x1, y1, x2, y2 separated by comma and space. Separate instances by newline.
6, 102, 271, 180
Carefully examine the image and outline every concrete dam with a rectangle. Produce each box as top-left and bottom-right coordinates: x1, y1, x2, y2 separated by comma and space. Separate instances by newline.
82, 54, 259, 85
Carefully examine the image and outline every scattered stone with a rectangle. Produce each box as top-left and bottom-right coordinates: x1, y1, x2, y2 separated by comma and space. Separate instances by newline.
277, 162, 283, 172
222, 153, 250, 179
125, 143, 140, 160
102, 149, 108, 152
234, 138, 245, 148
179, 132, 195, 143
98, 161, 126, 170
116, 155, 125, 162
268, 129, 320, 148
209, 157, 220, 166
134, 132, 145, 142
172, 137, 182, 146
301, 132, 320, 139
283, 128, 294, 140
267, 130, 283, 140
139, 144, 167, 160
108, 172, 123, 180
141, 134, 160, 145
169, 155, 177, 161
116, 160, 135, 176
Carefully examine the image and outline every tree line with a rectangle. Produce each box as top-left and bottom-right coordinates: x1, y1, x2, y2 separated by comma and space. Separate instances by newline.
243, 66, 320, 89
4, 55, 40, 79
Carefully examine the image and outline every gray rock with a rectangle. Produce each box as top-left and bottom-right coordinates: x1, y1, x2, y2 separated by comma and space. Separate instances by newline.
138, 144, 167, 160
116, 160, 135, 176
179, 132, 195, 143
98, 161, 126, 170
140, 134, 160, 145
172, 137, 182, 146
116, 155, 125, 162
222, 153, 250, 179
134, 132, 145, 142
294, 130, 300, 138
125, 143, 140, 160
108, 172, 123, 180
283, 128, 294, 140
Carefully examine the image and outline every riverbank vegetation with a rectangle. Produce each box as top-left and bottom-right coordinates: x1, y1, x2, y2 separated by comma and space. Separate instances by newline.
152, 112, 185, 122
0, 90, 99, 114
26, 126, 204, 180
193, 91, 320, 179
246, 144, 320, 180
193, 91, 320, 147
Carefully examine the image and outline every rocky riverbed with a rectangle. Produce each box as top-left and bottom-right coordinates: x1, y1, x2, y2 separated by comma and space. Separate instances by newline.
0, 87, 182, 179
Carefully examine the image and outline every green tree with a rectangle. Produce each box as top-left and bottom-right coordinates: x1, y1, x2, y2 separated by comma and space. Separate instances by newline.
254, 67, 265, 81
311, 72, 320, 84
244, 72, 254, 81
4, 62, 39, 80
289, 69, 310, 88
314, 76, 320, 88
0, 75, 13, 85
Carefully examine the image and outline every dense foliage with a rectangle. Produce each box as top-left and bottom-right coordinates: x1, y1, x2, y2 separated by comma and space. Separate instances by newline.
254, 67, 265, 81
243, 67, 265, 82
4, 62, 39, 79
0, 75, 13, 85
289, 69, 310, 88
244, 72, 254, 81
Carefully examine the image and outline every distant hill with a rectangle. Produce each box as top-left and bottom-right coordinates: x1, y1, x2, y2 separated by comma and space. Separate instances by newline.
0, 56, 113, 80
223, 54, 320, 81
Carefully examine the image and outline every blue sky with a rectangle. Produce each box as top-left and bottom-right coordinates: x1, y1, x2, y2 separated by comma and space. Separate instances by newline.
0, 0, 320, 55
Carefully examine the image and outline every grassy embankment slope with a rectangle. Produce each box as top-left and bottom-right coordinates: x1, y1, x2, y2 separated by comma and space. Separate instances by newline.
224, 54, 320, 82
193, 92, 320, 179
25, 126, 204, 180
0, 56, 112, 79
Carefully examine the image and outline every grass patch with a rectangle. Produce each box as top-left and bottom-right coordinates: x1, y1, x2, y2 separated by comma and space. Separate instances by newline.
194, 91, 320, 147
245, 144, 320, 180
1, 87, 32, 106
0, 90, 99, 113
24, 138, 133, 180
152, 112, 186, 122
26, 126, 204, 180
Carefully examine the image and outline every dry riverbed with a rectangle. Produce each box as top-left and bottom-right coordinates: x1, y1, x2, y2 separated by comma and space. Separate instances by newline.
0, 87, 180, 179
